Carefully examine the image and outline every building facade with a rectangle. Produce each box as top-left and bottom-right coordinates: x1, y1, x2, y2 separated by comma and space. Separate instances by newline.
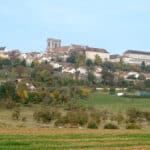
123, 50, 150, 65
85, 47, 109, 62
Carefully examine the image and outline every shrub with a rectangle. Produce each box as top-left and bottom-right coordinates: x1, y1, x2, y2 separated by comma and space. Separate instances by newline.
33, 109, 61, 124
111, 113, 124, 124
87, 121, 98, 129
65, 103, 86, 111
27, 92, 44, 103
55, 110, 88, 127
22, 116, 27, 122
33, 110, 52, 123
109, 87, 116, 95
126, 123, 141, 129
12, 109, 20, 120
6, 100, 18, 109
90, 109, 101, 124
66, 110, 88, 126
142, 111, 150, 122
55, 117, 67, 126
126, 107, 143, 123
100, 110, 109, 121
104, 123, 119, 129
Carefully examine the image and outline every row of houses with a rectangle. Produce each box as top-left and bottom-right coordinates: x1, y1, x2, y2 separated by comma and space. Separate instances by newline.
1, 38, 150, 66
47, 38, 150, 65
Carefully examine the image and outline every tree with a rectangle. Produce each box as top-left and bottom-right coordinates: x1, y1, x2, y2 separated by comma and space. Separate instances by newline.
13, 58, 22, 66
1, 59, 12, 66
94, 55, 102, 65
87, 71, 96, 84
20, 59, 26, 67
101, 69, 115, 86
141, 61, 146, 72
17, 82, 28, 103
0, 82, 18, 101
138, 74, 146, 80
86, 59, 94, 67
102, 61, 115, 73
15, 65, 25, 78
67, 51, 85, 68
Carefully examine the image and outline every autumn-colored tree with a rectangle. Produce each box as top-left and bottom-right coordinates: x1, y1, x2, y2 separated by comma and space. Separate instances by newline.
94, 54, 102, 65
17, 82, 28, 103
81, 88, 90, 98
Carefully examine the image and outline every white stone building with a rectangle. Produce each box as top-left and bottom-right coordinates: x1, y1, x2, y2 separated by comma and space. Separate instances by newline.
85, 47, 109, 62
123, 50, 150, 65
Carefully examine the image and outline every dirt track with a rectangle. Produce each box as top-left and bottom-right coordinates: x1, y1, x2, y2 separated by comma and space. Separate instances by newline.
0, 128, 150, 135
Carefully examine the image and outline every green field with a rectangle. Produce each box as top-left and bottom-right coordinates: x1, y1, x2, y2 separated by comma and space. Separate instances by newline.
0, 131, 150, 149
79, 93, 150, 111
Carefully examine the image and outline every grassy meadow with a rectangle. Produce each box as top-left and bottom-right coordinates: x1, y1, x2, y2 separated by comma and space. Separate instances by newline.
79, 93, 150, 112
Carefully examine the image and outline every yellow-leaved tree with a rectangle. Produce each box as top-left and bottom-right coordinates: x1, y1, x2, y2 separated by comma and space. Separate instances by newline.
17, 82, 28, 103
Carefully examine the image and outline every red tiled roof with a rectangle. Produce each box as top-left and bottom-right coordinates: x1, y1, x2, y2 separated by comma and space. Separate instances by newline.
86, 47, 109, 53
124, 50, 150, 55
144, 73, 150, 79
53, 44, 109, 54
53, 46, 70, 52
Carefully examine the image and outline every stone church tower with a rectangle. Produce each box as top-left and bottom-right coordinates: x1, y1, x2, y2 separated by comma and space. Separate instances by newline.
47, 38, 61, 52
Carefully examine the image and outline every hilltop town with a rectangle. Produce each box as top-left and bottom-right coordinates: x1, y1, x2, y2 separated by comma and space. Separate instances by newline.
1, 38, 150, 66
0, 38, 150, 81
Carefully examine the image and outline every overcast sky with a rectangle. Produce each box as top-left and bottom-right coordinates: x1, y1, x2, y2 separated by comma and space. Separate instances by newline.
0, 0, 150, 54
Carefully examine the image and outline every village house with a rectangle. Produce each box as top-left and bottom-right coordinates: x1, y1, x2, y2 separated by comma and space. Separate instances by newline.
123, 50, 150, 65
110, 55, 121, 63
85, 47, 109, 62
0, 47, 9, 59
120, 71, 140, 79
144, 73, 150, 80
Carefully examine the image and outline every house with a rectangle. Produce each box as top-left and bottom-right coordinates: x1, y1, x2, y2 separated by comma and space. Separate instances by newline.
120, 72, 140, 79
0, 47, 9, 59
85, 47, 109, 62
62, 67, 76, 74
50, 62, 62, 69
144, 73, 150, 80
110, 55, 121, 63
123, 50, 150, 65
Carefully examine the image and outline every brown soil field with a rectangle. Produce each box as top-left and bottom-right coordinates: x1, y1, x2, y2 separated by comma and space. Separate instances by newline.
0, 128, 149, 135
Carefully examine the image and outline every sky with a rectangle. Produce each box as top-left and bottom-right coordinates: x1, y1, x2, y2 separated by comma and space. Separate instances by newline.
0, 0, 150, 54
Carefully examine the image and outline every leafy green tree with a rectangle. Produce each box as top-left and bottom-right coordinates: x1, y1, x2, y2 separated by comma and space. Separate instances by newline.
141, 61, 146, 72
20, 59, 27, 67
13, 58, 22, 66
101, 69, 115, 86
0, 82, 18, 101
86, 59, 94, 67
87, 71, 96, 84
67, 51, 85, 68
102, 61, 115, 73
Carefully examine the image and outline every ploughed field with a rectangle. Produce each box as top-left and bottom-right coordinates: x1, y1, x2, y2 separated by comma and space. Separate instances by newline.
0, 129, 150, 150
